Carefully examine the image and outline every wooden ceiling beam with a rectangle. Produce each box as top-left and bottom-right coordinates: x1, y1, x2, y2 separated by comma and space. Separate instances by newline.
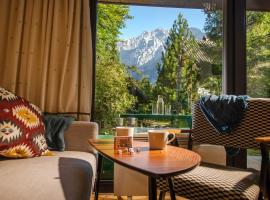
247, 0, 270, 11
98, 0, 221, 9
98, 0, 270, 11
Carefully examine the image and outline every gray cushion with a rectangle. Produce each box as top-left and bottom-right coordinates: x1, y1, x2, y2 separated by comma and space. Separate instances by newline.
0, 151, 96, 200
157, 163, 260, 200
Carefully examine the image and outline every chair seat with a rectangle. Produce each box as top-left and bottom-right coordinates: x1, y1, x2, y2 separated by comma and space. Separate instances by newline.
157, 163, 260, 200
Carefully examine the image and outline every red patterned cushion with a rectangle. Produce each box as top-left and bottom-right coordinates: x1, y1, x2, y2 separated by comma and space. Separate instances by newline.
0, 87, 51, 158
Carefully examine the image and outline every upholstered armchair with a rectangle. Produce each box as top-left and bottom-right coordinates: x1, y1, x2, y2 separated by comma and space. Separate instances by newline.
158, 98, 270, 200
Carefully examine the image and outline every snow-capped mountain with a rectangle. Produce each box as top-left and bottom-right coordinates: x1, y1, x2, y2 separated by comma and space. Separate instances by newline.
118, 27, 205, 83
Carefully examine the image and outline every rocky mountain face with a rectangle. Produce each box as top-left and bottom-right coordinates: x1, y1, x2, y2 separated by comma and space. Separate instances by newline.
118, 27, 205, 83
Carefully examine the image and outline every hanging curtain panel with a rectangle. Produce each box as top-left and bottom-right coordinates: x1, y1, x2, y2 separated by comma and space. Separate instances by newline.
0, 0, 93, 121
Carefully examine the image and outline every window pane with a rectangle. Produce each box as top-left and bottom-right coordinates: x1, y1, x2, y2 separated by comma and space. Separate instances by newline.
95, 3, 223, 134
246, 11, 270, 98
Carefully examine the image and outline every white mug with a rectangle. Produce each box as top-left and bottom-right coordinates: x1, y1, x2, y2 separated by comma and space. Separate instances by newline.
148, 130, 176, 150
115, 127, 134, 137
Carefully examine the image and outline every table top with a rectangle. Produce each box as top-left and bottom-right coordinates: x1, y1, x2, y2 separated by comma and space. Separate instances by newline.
89, 139, 201, 178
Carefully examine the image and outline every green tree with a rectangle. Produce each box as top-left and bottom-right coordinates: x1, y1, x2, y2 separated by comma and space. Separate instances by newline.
155, 14, 199, 114
97, 5, 132, 61
95, 4, 135, 132
203, 11, 270, 98
204, 11, 223, 46
201, 10, 223, 95
246, 12, 270, 97
126, 75, 154, 114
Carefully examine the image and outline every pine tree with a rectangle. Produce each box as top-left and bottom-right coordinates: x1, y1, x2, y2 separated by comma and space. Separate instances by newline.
155, 14, 198, 114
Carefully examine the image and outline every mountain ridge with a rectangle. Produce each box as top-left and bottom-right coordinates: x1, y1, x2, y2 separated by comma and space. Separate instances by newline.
118, 27, 205, 83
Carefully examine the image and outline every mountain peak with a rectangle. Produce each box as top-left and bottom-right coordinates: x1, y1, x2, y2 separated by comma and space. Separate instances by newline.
118, 28, 205, 83
118, 28, 168, 67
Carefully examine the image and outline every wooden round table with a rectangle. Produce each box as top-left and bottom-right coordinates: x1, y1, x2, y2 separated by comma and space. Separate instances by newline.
89, 139, 201, 200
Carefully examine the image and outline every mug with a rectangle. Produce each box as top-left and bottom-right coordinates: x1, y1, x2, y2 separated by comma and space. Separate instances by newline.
115, 127, 134, 137
148, 130, 176, 150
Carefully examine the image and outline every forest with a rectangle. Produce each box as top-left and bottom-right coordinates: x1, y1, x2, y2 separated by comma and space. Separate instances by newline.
94, 4, 270, 132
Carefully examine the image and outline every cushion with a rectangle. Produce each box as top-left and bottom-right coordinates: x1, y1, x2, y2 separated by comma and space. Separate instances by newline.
0, 87, 51, 158
157, 163, 260, 200
0, 151, 96, 200
44, 115, 74, 151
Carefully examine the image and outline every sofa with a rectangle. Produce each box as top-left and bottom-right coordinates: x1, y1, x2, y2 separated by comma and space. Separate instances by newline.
0, 121, 98, 200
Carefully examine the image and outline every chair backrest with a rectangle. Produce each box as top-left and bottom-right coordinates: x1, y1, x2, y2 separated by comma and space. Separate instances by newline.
192, 98, 270, 149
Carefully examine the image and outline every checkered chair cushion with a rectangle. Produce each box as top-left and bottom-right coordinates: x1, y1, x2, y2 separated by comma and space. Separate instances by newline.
157, 163, 260, 200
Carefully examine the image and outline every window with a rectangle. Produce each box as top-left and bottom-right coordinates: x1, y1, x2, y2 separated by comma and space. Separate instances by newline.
95, 3, 223, 134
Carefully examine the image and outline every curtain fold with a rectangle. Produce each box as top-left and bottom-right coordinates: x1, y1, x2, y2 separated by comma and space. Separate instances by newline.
0, 0, 93, 121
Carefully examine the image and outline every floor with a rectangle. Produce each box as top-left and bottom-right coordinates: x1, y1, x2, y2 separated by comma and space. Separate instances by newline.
247, 155, 261, 170
91, 194, 186, 200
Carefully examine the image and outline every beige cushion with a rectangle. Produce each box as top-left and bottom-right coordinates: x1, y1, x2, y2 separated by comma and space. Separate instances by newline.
64, 121, 98, 153
0, 151, 96, 200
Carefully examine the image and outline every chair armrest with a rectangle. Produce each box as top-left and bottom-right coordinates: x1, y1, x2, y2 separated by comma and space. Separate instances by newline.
255, 136, 270, 144
64, 121, 98, 153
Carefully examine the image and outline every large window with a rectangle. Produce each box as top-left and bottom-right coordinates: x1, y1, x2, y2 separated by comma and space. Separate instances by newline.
95, 3, 223, 134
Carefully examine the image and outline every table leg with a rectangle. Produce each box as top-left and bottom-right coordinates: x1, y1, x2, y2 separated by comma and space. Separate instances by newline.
95, 153, 103, 200
158, 191, 166, 200
167, 177, 176, 200
148, 176, 157, 200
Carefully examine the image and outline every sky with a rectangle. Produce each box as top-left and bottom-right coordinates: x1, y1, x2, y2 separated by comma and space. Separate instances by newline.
120, 6, 207, 40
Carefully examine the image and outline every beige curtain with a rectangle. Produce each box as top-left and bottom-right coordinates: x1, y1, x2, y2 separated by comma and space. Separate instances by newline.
0, 0, 93, 121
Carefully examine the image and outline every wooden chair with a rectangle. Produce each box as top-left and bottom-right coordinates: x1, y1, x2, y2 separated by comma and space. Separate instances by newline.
157, 98, 270, 200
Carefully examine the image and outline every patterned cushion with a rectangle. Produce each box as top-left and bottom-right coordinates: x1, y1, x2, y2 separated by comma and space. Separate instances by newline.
0, 87, 51, 158
157, 163, 260, 200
